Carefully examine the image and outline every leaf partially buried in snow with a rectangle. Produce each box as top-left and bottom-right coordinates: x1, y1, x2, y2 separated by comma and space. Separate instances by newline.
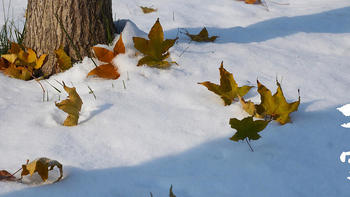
92, 34, 125, 63
140, 6, 157, 14
55, 82, 83, 126
21, 157, 63, 182
186, 27, 218, 42
88, 34, 124, 79
133, 18, 178, 68
240, 80, 300, 125
0, 170, 16, 181
87, 63, 120, 79
199, 62, 253, 105
229, 116, 270, 142
55, 46, 72, 71
239, 0, 262, 4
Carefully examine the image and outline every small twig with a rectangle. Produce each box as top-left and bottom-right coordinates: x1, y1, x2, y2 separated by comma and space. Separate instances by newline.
45, 80, 61, 93
245, 138, 254, 152
34, 78, 45, 102
127, 71, 130, 80
261, 0, 270, 12
179, 40, 192, 57
172, 11, 175, 21
46, 89, 49, 101
122, 80, 126, 90
267, 0, 290, 5
55, 79, 64, 87
10, 167, 22, 177
88, 85, 96, 100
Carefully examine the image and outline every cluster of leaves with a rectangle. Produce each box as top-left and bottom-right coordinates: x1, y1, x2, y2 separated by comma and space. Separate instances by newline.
186, 27, 218, 42
133, 18, 178, 68
0, 43, 47, 80
200, 62, 300, 151
0, 157, 63, 183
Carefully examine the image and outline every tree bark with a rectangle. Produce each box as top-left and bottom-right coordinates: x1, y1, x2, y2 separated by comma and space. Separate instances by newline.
23, 0, 115, 76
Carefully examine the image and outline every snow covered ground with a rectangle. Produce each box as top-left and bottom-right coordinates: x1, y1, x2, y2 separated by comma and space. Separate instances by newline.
1, 0, 350, 196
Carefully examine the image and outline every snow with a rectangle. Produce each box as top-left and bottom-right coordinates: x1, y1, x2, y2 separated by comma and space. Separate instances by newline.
1, 0, 350, 196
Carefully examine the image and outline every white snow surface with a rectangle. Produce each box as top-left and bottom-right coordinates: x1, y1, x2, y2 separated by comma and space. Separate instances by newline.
1, 0, 350, 196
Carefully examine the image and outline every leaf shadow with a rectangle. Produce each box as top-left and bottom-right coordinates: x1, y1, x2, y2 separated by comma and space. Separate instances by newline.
165, 6, 350, 44
79, 103, 113, 124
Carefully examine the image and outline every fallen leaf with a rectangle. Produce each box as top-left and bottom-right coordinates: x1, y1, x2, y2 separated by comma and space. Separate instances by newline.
0, 57, 9, 70
229, 116, 270, 142
3, 64, 32, 80
133, 18, 178, 68
55, 82, 83, 126
21, 157, 63, 182
55, 46, 72, 71
169, 185, 176, 197
92, 34, 125, 63
0, 170, 16, 181
239, 0, 262, 4
199, 61, 253, 105
240, 80, 300, 125
140, 6, 157, 14
87, 63, 120, 79
186, 27, 218, 42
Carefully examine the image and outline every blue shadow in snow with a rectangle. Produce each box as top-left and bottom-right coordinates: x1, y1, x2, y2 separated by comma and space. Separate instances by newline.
165, 6, 350, 43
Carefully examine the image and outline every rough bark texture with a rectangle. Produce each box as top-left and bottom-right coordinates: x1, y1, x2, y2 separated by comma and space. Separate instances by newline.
24, 0, 115, 76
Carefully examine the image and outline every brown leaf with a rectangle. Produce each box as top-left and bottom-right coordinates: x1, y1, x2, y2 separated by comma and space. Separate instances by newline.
186, 27, 218, 42
0, 170, 16, 181
0, 57, 9, 71
140, 6, 157, 14
87, 63, 120, 80
92, 34, 126, 63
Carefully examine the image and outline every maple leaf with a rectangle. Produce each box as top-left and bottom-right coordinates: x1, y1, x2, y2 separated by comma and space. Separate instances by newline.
140, 6, 157, 14
55, 46, 72, 71
199, 61, 253, 105
240, 80, 300, 125
92, 34, 125, 63
133, 18, 178, 68
21, 157, 63, 182
0, 170, 16, 181
87, 63, 120, 79
55, 82, 83, 126
88, 34, 124, 80
186, 27, 218, 42
229, 116, 270, 142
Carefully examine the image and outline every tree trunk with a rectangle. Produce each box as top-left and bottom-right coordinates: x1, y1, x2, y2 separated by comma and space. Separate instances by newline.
23, 0, 115, 76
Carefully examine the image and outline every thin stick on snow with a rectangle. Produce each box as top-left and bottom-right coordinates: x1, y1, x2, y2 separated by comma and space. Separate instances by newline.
246, 138, 254, 152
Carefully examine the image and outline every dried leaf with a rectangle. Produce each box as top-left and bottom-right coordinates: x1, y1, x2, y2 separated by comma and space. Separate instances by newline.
239, 0, 262, 4
133, 18, 178, 68
240, 80, 300, 125
1, 54, 17, 64
186, 27, 218, 42
87, 63, 120, 80
55, 82, 83, 126
3, 64, 32, 80
169, 185, 176, 197
92, 34, 125, 63
55, 46, 72, 71
229, 116, 270, 142
0, 57, 9, 70
140, 6, 157, 14
21, 157, 63, 182
199, 62, 253, 105
0, 170, 16, 181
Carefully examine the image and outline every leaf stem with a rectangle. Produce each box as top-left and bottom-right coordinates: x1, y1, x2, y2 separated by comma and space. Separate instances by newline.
245, 138, 254, 152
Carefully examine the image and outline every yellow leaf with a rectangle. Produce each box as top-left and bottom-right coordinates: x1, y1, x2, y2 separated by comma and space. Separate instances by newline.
199, 62, 253, 105
21, 157, 63, 182
35, 54, 47, 69
1, 54, 17, 64
87, 63, 120, 80
55, 82, 83, 126
140, 6, 157, 14
133, 18, 178, 68
55, 47, 72, 71
26, 48, 37, 63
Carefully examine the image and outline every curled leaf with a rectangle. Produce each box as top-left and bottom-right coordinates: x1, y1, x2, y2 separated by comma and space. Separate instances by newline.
229, 116, 270, 142
186, 27, 218, 42
55, 47, 72, 71
92, 34, 125, 63
55, 82, 83, 126
21, 157, 63, 182
87, 63, 120, 80
133, 18, 178, 68
199, 62, 253, 105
